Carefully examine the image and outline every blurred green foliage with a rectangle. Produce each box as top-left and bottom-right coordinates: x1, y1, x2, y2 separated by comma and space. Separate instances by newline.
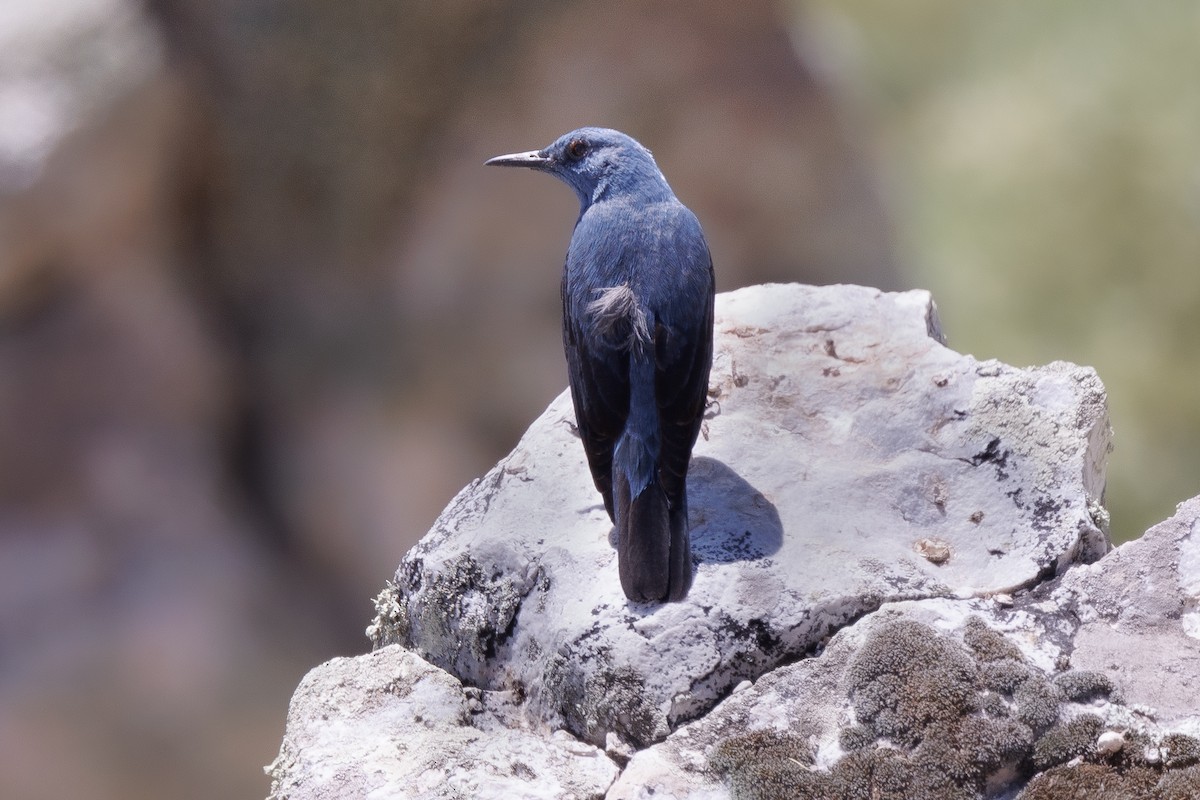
802, 0, 1200, 541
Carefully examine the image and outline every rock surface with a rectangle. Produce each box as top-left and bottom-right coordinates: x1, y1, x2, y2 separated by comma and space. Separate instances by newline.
266, 645, 618, 800
267, 282, 1200, 798
370, 283, 1110, 749
607, 497, 1200, 799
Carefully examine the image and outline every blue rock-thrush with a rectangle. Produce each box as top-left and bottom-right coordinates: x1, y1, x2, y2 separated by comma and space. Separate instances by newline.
487, 128, 714, 602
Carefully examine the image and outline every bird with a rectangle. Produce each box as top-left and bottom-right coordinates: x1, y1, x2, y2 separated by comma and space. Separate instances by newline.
486, 128, 714, 603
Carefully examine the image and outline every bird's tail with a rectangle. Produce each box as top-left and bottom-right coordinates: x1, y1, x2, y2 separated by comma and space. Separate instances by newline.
613, 356, 693, 603
614, 475, 693, 602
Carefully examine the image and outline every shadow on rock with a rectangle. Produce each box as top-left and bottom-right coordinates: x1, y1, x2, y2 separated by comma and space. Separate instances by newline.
601, 457, 783, 565
688, 456, 783, 563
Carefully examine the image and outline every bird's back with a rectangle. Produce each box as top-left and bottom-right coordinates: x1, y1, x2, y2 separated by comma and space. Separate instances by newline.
562, 192, 714, 601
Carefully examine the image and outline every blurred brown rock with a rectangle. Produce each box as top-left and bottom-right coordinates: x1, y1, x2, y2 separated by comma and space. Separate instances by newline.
0, 1, 897, 798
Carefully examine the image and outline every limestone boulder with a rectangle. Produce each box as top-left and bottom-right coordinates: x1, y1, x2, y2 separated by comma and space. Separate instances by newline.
267, 283, 1200, 800
267, 645, 619, 800
371, 283, 1110, 749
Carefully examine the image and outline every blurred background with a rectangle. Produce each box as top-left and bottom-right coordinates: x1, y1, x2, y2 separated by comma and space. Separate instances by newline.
0, 1, 1195, 798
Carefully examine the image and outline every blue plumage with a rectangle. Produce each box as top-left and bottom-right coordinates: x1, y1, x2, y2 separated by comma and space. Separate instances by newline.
487, 128, 714, 602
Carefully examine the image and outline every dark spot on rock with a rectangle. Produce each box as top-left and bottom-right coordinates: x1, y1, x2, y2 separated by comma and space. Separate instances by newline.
1031, 496, 1064, 532
748, 618, 781, 654
967, 437, 1010, 479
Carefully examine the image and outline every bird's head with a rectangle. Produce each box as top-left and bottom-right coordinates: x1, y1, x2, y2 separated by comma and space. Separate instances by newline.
486, 127, 673, 208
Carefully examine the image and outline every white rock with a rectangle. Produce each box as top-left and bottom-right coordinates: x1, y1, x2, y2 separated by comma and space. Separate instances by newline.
266, 645, 618, 800
379, 283, 1110, 748
1053, 497, 1200, 725
1096, 730, 1125, 756
274, 284, 1200, 798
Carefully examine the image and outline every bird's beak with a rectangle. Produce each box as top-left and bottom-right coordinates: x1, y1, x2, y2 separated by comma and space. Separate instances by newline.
484, 149, 551, 169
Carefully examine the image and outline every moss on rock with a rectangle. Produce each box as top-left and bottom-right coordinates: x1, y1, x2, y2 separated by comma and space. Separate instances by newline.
1017, 762, 1159, 799
1031, 714, 1104, 771
846, 619, 980, 748
711, 616, 1196, 800
709, 729, 817, 800
963, 615, 1025, 663
1014, 678, 1064, 732
1161, 733, 1200, 769
1053, 670, 1122, 704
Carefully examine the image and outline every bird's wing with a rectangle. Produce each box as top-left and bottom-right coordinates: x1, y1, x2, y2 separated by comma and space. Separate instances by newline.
653, 214, 715, 507
562, 268, 628, 521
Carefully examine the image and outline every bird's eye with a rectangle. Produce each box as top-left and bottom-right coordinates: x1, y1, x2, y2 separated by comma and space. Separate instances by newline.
566, 139, 589, 160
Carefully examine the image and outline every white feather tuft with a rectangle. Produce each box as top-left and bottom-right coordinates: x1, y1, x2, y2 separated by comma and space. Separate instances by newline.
587, 285, 650, 349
